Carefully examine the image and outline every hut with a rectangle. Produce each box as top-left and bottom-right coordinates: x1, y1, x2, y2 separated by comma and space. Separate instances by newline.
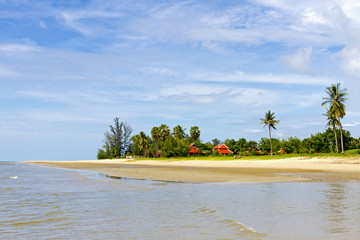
189, 143, 198, 155
212, 144, 233, 156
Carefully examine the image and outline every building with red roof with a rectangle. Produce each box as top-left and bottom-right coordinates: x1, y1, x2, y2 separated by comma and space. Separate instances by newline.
212, 144, 233, 156
189, 143, 199, 155
189, 143, 205, 155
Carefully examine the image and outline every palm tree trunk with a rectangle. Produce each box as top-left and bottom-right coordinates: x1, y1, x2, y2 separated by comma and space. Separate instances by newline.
269, 125, 273, 156
155, 141, 158, 158
333, 124, 338, 153
339, 121, 344, 154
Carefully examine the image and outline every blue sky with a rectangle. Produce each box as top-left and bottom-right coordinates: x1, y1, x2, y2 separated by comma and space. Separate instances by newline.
1, 0, 360, 161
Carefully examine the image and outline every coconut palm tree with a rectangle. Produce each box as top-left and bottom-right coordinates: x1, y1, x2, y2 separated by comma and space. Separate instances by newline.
173, 125, 185, 140
260, 110, 280, 156
151, 126, 160, 158
138, 131, 150, 158
190, 126, 200, 142
159, 124, 170, 141
158, 124, 170, 157
324, 108, 340, 153
322, 83, 348, 154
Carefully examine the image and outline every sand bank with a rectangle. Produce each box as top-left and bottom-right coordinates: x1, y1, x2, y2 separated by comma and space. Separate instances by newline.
25, 157, 360, 183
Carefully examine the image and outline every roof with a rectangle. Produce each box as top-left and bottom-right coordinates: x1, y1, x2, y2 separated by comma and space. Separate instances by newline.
189, 148, 198, 153
212, 144, 233, 154
189, 143, 198, 154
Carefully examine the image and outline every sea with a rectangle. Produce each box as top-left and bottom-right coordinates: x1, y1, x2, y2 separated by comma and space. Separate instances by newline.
1, 161, 360, 240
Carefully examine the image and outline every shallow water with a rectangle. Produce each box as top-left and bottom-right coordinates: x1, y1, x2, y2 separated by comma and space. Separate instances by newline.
1, 161, 360, 239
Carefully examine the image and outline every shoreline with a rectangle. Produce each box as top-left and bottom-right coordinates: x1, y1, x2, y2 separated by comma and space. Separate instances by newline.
24, 157, 360, 183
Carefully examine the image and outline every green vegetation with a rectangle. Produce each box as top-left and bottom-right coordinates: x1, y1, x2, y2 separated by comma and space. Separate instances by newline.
97, 83, 359, 160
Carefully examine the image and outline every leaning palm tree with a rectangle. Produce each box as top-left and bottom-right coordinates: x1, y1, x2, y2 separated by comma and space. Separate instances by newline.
260, 110, 280, 156
173, 125, 186, 140
151, 126, 160, 158
323, 108, 340, 153
322, 83, 348, 154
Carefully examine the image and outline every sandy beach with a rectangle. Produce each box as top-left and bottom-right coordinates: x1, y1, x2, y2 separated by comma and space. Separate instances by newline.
25, 157, 360, 183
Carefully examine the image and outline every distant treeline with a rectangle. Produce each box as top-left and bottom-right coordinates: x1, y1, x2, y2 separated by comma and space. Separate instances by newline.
97, 118, 360, 159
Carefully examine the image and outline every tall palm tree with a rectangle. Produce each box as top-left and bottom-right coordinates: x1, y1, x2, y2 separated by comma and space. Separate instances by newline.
173, 125, 185, 140
138, 131, 150, 158
322, 83, 348, 154
190, 126, 200, 142
260, 110, 280, 156
159, 124, 170, 141
159, 124, 170, 157
151, 126, 160, 158
324, 108, 340, 153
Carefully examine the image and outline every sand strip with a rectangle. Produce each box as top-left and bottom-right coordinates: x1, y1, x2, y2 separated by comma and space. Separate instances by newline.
24, 157, 360, 183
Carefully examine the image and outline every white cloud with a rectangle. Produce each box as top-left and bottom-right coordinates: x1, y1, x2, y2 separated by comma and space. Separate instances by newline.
245, 129, 263, 133
336, 45, 360, 77
139, 67, 178, 76
0, 43, 39, 53
280, 47, 315, 75
191, 71, 331, 85
39, 20, 47, 29
20, 110, 105, 123
343, 122, 360, 127
16, 90, 116, 105
0, 66, 16, 76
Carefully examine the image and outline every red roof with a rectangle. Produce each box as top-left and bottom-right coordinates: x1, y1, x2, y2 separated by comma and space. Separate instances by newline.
212, 144, 233, 154
189, 148, 198, 153
189, 143, 198, 154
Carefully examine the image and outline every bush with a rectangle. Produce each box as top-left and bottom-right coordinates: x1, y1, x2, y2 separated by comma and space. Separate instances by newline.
213, 150, 221, 156
299, 146, 308, 154
345, 149, 360, 155
239, 151, 250, 156
250, 149, 261, 156
97, 149, 108, 159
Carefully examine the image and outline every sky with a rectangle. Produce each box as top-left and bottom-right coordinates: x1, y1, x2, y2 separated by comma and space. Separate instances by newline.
1, 0, 360, 161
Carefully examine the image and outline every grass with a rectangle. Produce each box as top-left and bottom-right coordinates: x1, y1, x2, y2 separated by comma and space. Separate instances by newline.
122, 151, 360, 162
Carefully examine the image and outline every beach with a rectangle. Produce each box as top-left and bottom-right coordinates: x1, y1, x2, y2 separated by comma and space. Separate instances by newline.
25, 157, 360, 183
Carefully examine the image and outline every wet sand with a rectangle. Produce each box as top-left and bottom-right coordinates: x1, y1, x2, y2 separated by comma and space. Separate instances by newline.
25, 157, 360, 183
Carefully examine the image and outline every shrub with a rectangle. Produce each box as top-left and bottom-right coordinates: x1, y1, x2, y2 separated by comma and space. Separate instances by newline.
250, 149, 260, 156
213, 150, 221, 156
97, 149, 108, 159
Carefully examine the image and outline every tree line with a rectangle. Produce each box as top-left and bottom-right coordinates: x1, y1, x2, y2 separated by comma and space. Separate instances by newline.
97, 83, 360, 159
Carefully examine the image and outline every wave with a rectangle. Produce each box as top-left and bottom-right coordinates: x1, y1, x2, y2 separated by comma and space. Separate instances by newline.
195, 205, 268, 238
219, 219, 267, 237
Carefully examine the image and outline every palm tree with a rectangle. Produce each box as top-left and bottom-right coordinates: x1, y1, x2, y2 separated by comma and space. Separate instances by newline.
138, 131, 150, 158
322, 83, 348, 154
159, 124, 170, 141
260, 110, 280, 156
190, 126, 200, 142
151, 126, 160, 158
173, 125, 185, 140
159, 124, 170, 157
323, 108, 340, 153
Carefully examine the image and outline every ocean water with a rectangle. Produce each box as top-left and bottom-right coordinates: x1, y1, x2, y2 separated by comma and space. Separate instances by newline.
1, 162, 360, 240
